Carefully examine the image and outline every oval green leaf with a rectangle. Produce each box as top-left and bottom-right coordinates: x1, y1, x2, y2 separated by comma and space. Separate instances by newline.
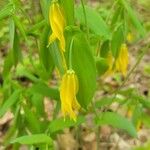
95, 112, 137, 137
49, 116, 85, 134
75, 5, 110, 39
0, 90, 21, 118
72, 33, 96, 108
11, 134, 53, 145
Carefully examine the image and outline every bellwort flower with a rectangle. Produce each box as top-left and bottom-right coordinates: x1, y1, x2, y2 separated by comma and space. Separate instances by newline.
49, 1, 66, 52
115, 44, 129, 76
60, 70, 80, 121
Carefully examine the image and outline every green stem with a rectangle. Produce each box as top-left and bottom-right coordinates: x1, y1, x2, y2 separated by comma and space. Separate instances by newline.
106, 0, 118, 24
91, 101, 100, 150
80, 0, 89, 39
75, 126, 82, 150
69, 38, 74, 70
96, 127, 100, 150
53, 101, 61, 119
60, 49, 67, 72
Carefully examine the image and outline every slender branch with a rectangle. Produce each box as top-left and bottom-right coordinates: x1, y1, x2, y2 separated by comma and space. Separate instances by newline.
69, 38, 74, 70
80, 0, 89, 39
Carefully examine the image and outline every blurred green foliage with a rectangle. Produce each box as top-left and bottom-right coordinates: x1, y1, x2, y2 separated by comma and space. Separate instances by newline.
0, 0, 150, 149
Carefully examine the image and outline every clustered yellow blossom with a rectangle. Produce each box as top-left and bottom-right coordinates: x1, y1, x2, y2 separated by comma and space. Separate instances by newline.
48, 1, 66, 52
104, 43, 129, 77
115, 44, 129, 76
60, 70, 80, 121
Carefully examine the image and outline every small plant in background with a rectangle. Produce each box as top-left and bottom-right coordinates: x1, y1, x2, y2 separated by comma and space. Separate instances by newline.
0, 0, 150, 149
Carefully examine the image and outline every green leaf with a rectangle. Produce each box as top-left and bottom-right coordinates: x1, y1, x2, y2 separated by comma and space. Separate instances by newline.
39, 25, 54, 72
9, 18, 15, 49
16, 64, 39, 82
49, 116, 85, 133
95, 97, 114, 108
139, 98, 150, 108
100, 40, 110, 58
0, 3, 14, 20
3, 106, 20, 143
75, 6, 110, 38
96, 57, 109, 76
23, 105, 41, 133
29, 82, 59, 101
0, 90, 21, 118
127, 91, 150, 108
11, 134, 53, 145
13, 15, 27, 41
40, 0, 51, 23
111, 6, 123, 26
111, 24, 124, 58
132, 104, 142, 126
12, 30, 22, 66
72, 33, 96, 108
27, 20, 46, 34
121, 0, 146, 37
95, 112, 137, 137
2, 51, 13, 78
142, 114, 150, 128
8, 17, 22, 67
61, 0, 75, 25
31, 94, 45, 117
49, 42, 66, 75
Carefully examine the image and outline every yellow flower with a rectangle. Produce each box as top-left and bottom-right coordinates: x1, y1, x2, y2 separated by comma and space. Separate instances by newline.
60, 70, 80, 121
48, 1, 66, 52
115, 44, 129, 76
127, 32, 134, 43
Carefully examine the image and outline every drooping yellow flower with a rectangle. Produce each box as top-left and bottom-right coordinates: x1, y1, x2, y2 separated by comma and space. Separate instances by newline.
127, 32, 134, 43
115, 44, 129, 76
48, 1, 66, 52
60, 70, 80, 121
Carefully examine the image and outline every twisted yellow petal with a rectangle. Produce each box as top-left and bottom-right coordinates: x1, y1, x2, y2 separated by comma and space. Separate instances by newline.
60, 70, 80, 121
49, 2, 66, 52
115, 44, 129, 76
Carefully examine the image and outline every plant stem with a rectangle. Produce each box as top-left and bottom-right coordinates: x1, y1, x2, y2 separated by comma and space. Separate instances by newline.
106, 0, 118, 24
69, 38, 74, 70
96, 126, 100, 150
60, 50, 68, 72
91, 101, 100, 150
80, 0, 89, 39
